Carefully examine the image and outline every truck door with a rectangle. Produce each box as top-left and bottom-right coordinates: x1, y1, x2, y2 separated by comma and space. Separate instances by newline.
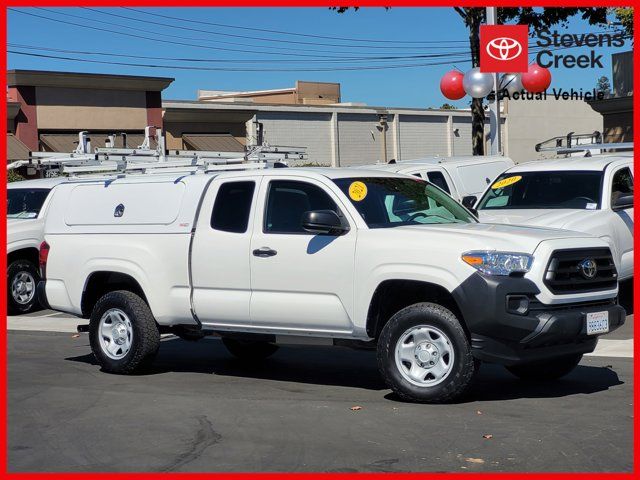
249, 176, 357, 334
191, 178, 259, 327
606, 165, 634, 280
414, 168, 458, 200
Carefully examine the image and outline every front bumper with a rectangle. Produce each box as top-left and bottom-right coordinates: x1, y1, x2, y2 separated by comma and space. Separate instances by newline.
452, 273, 625, 366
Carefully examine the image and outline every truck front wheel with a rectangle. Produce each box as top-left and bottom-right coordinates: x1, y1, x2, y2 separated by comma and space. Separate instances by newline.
7, 259, 40, 315
89, 290, 160, 374
222, 338, 279, 361
377, 302, 477, 403
506, 354, 582, 381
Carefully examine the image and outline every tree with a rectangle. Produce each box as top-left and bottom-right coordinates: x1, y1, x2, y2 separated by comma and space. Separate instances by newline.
440, 103, 456, 110
334, 7, 609, 155
612, 7, 633, 38
596, 76, 611, 96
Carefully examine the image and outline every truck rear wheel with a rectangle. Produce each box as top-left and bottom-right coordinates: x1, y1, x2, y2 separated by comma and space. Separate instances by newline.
506, 354, 582, 381
89, 290, 160, 374
222, 338, 279, 361
377, 302, 477, 403
7, 259, 40, 315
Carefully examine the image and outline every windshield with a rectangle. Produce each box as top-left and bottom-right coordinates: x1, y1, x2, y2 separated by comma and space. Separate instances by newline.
333, 177, 475, 228
477, 171, 603, 210
7, 188, 50, 219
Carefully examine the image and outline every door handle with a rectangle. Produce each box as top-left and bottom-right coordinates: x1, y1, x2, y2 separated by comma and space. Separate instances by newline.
253, 247, 277, 257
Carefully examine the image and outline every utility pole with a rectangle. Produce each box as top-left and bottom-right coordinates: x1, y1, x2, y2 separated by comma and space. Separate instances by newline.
486, 6, 502, 156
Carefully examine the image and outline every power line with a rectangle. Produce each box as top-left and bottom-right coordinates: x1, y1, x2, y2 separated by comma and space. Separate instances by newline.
84, 7, 469, 50
11, 8, 440, 60
8, 50, 473, 72
122, 7, 469, 45
7, 43, 472, 64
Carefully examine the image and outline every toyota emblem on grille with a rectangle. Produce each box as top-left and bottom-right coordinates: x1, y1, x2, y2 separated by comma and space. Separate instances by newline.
486, 37, 523, 61
578, 258, 598, 279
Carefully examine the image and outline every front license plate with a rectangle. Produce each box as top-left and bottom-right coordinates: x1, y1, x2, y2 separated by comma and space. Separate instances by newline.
586, 311, 609, 335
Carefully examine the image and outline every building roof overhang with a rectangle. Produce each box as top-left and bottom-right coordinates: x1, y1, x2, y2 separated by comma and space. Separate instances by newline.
7, 70, 174, 92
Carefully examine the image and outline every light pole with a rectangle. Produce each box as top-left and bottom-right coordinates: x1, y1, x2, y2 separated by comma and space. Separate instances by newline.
486, 7, 502, 155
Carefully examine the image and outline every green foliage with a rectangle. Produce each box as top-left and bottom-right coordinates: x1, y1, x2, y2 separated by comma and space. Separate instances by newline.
612, 7, 633, 38
596, 76, 611, 95
7, 169, 25, 183
440, 103, 456, 110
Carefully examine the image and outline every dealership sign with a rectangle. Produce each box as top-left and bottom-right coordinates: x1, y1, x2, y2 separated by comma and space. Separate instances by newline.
480, 25, 529, 73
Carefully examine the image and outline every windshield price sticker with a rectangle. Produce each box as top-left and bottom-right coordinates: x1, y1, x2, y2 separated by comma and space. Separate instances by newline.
349, 181, 368, 201
491, 175, 522, 190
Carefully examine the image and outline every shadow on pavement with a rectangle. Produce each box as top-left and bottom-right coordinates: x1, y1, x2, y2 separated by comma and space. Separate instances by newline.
67, 336, 624, 402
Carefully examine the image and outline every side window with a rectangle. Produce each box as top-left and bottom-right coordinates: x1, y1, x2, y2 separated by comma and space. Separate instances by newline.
210, 181, 255, 233
611, 167, 633, 204
265, 180, 338, 234
426, 171, 451, 194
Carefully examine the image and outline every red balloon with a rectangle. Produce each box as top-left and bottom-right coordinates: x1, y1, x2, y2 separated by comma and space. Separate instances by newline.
521, 63, 552, 93
440, 70, 466, 100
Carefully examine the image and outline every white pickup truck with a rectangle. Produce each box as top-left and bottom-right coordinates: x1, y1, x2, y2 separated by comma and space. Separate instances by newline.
357, 155, 514, 203
474, 153, 634, 281
39, 168, 625, 403
7, 177, 68, 314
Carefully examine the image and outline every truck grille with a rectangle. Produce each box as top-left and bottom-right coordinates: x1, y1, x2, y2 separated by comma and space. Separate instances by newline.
544, 248, 618, 294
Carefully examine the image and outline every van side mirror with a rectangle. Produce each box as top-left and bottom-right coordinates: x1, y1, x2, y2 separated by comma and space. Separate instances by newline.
612, 194, 633, 211
302, 210, 349, 235
461, 195, 478, 217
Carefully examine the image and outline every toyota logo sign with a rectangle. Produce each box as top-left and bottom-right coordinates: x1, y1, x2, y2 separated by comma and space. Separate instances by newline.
578, 258, 598, 280
480, 25, 529, 72
486, 37, 523, 61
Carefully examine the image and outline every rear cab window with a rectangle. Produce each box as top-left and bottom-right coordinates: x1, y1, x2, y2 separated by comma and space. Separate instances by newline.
7, 188, 51, 219
211, 181, 256, 233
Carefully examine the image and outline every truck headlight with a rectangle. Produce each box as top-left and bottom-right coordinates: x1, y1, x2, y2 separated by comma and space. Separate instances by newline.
462, 251, 533, 276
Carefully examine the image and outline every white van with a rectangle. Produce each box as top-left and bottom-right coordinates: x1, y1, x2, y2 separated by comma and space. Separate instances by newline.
356, 155, 514, 204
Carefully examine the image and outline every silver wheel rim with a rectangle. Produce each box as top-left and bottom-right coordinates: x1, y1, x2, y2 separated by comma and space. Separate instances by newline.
99, 308, 133, 360
11, 271, 36, 305
394, 325, 455, 387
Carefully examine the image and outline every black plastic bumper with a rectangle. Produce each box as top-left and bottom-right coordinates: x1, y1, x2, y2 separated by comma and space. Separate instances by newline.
36, 281, 50, 310
452, 272, 625, 366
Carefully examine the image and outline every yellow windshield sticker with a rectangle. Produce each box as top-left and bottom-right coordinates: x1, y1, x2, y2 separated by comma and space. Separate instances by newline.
491, 175, 522, 190
349, 181, 368, 201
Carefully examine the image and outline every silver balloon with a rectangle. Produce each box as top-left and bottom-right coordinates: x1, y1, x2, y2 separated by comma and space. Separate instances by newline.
462, 67, 494, 98
499, 73, 524, 95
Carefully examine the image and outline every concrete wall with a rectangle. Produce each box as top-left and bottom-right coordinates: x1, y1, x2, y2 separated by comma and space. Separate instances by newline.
504, 98, 603, 163
396, 115, 449, 159
336, 113, 394, 166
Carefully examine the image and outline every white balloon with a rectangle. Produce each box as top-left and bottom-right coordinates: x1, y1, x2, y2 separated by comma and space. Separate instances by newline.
499, 73, 524, 95
462, 67, 494, 98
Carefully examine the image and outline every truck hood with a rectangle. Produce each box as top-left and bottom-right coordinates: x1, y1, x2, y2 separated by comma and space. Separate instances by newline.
478, 209, 594, 230
393, 221, 591, 255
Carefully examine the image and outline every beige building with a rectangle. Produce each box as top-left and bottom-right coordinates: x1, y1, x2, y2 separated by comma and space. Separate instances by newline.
7, 69, 610, 172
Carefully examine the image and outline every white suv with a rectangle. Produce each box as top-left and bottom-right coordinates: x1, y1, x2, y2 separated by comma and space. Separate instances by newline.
39, 168, 625, 403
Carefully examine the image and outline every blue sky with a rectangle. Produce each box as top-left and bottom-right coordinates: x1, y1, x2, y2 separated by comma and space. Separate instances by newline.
7, 7, 629, 108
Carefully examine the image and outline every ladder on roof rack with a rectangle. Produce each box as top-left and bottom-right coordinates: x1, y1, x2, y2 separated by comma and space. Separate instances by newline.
7, 126, 307, 176
535, 131, 634, 156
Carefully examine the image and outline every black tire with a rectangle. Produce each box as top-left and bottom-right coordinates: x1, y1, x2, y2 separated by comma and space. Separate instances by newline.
89, 290, 160, 374
377, 302, 477, 403
7, 259, 41, 315
222, 338, 279, 361
506, 354, 582, 381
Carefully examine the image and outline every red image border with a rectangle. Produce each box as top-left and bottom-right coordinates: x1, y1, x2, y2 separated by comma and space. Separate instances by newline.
0, 2, 637, 479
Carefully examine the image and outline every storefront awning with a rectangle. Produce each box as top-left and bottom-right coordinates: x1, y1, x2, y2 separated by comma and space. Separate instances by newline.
182, 133, 245, 152
7, 133, 30, 162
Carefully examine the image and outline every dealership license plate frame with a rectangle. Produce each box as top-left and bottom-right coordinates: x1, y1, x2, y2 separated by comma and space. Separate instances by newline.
586, 311, 609, 335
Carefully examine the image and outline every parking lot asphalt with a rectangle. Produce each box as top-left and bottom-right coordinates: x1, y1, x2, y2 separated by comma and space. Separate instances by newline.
8, 308, 634, 473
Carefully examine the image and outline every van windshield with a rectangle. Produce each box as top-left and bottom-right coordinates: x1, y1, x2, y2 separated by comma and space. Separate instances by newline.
333, 177, 476, 228
477, 171, 603, 210
7, 188, 51, 219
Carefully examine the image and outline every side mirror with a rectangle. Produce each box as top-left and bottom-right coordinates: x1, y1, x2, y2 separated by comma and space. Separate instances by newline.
461, 195, 478, 217
612, 194, 633, 211
301, 210, 349, 235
